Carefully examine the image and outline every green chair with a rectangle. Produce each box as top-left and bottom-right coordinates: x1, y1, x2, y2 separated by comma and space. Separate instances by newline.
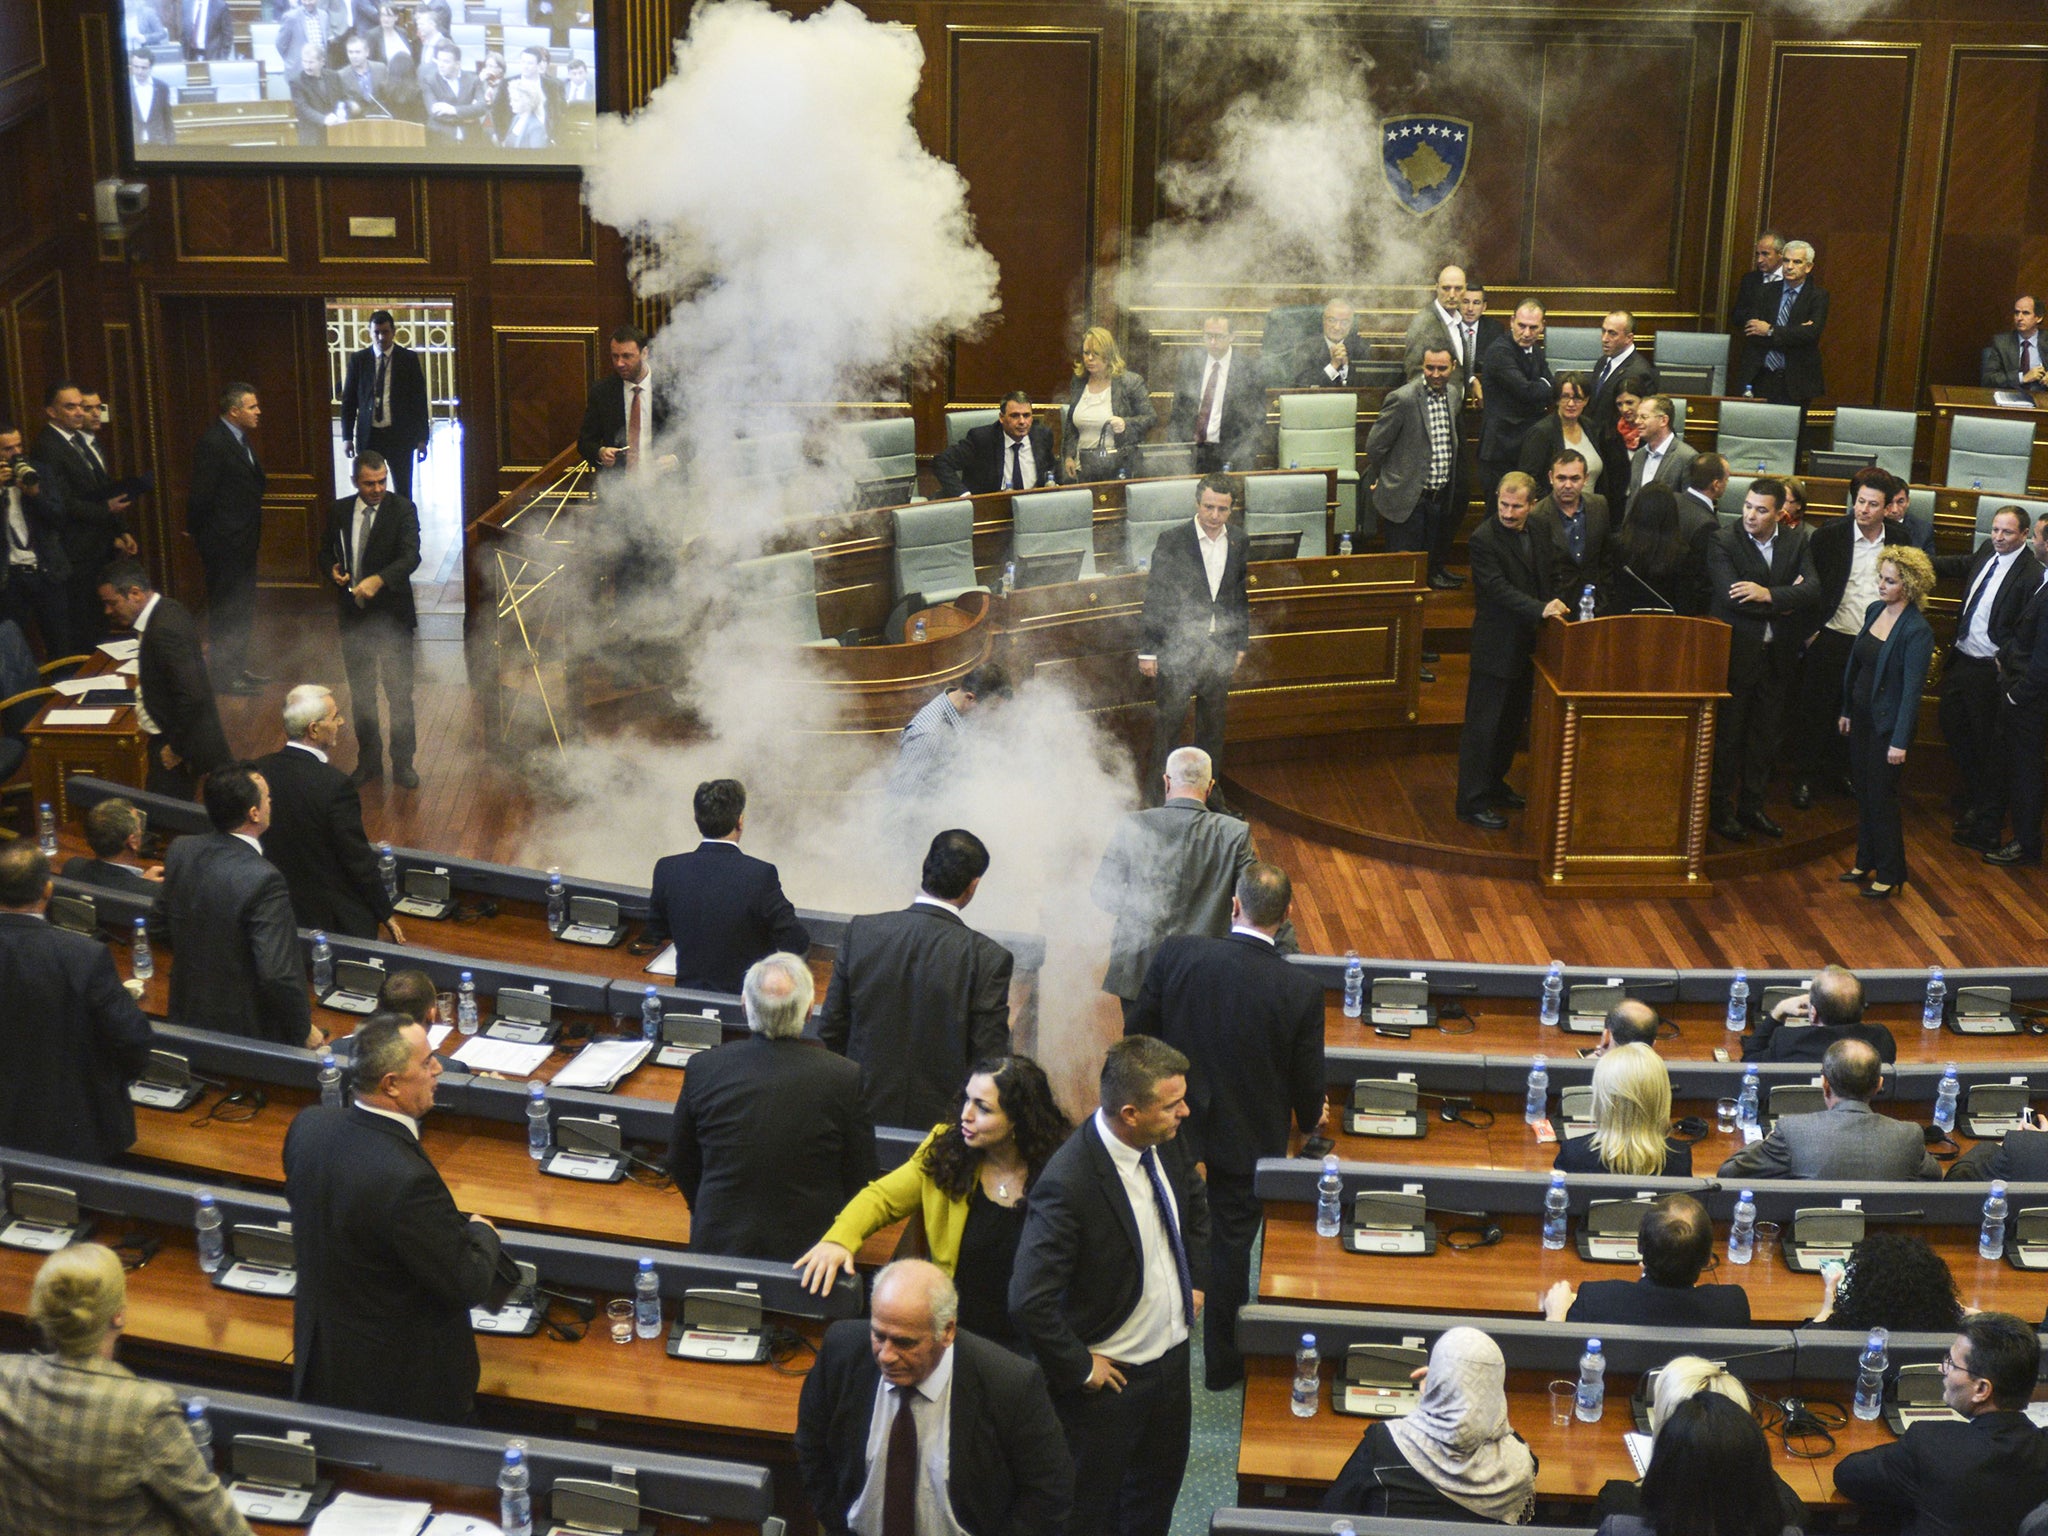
1275, 392, 1357, 536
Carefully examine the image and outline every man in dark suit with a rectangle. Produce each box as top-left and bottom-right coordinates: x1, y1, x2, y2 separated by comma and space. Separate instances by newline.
668, 953, 875, 1262
187, 383, 267, 694
1541, 1194, 1751, 1328
1729, 229, 1786, 371
97, 559, 231, 800
419, 39, 489, 142
1138, 474, 1250, 791
290, 43, 352, 145
644, 778, 809, 995
1742, 965, 1898, 1065
1364, 345, 1461, 585
1787, 470, 1906, 810
127, 47, 176, 146
1476, 300, 1554, 509
339, 311, 430, 503
577, 325, 675, 474
1585, 310, 1657, 433
929, 392, 1058, 497
1736, 240, 1827, 407
1168, 315, 1264, 473
1124, 861, 1322, 1390
181, 0, 235, 59
326, 452, 421, 787
1835, 1312, 2048, 1536
1982, 296, 2047, 393
60, 797, 163, 898
336, 33, 392, 122
257, 685, 404, 940
1677, 452, 1726, 548
283, 1012, 502, 1424
1951, 1109, 2048, 1182
1528, 450, 1610, 606
1457, 472, 1567, 830
1291, 298, 1373, 389
1, 424, 73, 658
1937, 504, 2043, 850
1457, 284, 1508, 402
818, 829, 1013, 1130
152, 761, 323, 1049
35, 382, 136, 651
796, 1259, 1073, 1536
1720, 1039, 1939, 1181
1706, 477, 1821, 841
0, 844, 154, 1164
1010, 1034, 1210, 1536
1987, 573, 2048, 868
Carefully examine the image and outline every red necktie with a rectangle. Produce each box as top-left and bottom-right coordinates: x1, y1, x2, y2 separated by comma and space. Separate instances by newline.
1195, 361, 1219, 442
626, 384, 643, 465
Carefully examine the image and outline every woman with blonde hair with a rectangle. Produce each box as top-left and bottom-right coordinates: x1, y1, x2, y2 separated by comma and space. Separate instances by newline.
1837, 544, 1936, 897
1553, 1042, 1692, 1177
0, 1244, 250, 1534
1062, 325, 1156, 482
1593, 1358, 1807, 1531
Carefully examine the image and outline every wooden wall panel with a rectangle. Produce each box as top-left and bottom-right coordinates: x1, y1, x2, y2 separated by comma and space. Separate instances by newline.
493, 326, 600, 474
490, 180, 596, 265
9, 270, 65, 417
1759, 47, 1915, 407
316, 178, 430, 265
0, 114, 54, 259
173, 177, 288, 263
1923, 51, 2048, 395
948, 30, 1098, 401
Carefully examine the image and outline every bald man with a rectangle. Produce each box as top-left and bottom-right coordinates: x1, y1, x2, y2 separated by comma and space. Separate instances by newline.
1718, 1038, 1938, 1181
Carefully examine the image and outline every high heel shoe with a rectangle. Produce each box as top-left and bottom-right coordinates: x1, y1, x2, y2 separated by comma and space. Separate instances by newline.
1839, 867, 1871, 883
1862, 878, 1905, 899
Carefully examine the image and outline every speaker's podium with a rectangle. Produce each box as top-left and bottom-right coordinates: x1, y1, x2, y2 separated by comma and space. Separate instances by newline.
1527, 614, 1731, 898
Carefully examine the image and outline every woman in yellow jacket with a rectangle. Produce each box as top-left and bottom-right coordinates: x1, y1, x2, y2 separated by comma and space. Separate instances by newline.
794, 1054, 1068, 1349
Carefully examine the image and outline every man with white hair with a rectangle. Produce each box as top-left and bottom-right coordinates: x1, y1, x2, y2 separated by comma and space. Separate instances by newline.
796, 1258, 1072, 1536
1093, 746, 1283, 1022
668, 952, 876, 1261
254, 684, 404, 941
1737, 238, 1828, 409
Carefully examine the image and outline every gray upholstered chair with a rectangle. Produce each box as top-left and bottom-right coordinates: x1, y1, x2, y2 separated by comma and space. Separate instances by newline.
1123, 478, 1199, 569
1274, 393, 1357, 536
1010, 488, 1099, 581
1243, 472, 1331, 557
945, 408, 999, 447
1648, 331, 1730, 397
1942, 415, 2036, 495
1544, 326, 1602, 375
891, 501, 987, 606
1715, 401, 1801, 476
1829, 407, 1915, 480
731, 550, 838, 647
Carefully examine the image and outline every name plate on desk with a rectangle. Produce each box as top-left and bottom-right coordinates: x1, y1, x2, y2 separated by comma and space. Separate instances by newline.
485, 1018, 555, 1045
0, 1218, 84, 1252
130, 1079, 205, 1111
541, 1148, 625, 1183
227, 1482, 325, 1524
1343, 1223, 1436, 1256
665, 1324, 768, 1364
471, 1301, 541, 1335
215, 1261, 296, 1296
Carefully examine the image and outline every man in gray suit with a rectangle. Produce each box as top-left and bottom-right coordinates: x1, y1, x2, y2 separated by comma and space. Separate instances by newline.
1718, 1038, 1940, 1182
1626, 395, 1698, 516
1982, 296, 2048, 393
1093, 747, 1266, 1022
1402, 266, 1476, 399
1364, 345, 1461, 587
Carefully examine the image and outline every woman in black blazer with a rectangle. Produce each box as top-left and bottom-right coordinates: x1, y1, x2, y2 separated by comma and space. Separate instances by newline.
1553, 1043, 1693, 1177
1516, 372, 1606, 503
1607, 485, 1707, 617
1837, 546, 1937, 897
1061, 326, 1156, 482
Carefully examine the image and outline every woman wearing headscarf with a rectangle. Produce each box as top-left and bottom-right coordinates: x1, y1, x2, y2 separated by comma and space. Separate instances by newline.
1320, 1326, 1537, 1524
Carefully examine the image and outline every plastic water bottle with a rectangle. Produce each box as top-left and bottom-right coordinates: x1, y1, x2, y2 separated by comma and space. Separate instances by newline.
1002, 559, 1015, 596
1923, 966, 1947, 1031
1852, 1327, 1889, 1420
526, 1081, 550, 1160
1982, 1179, 2010, 1260
1578, 584, 1596, 622
1525, 1055, 1550, 1125
376, 842, 398, 902
1726, 968, 1750, 1033
458, 971, 479, 1036
1737, 1071, 1760, 1132
1575, 1339, 1606, 1422
310, 931, 332, 994
1331, 1524, 1357, 1536
1315, 1154, 1343, 1238
131, 918, 153, 982
1339, 531, 1353, 556
641, 985, 662, 1042
1973, 477, 1985, 492
1539, 961, 1563, 1028
1291, 1333, 1320, 1417
194, 1193, 224, 1274
546, 869, 566, 934
1542, 1170, 1569, 1250
634, 1256, 662, 1337
912, 615, 928, 642
1755, 458, 1767, 474
498, 1444, 532, 1536
318, 1053, 343, 1109
1342, 951, 1364, 1018
1934, 1064, 1960, 1134
36, 802, 55, 858
185, 1397, 212, 1471
1729, 1189, 1757, 1265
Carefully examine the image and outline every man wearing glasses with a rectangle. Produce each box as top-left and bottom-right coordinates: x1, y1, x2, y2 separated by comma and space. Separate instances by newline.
1834, 1312, 2048, 1535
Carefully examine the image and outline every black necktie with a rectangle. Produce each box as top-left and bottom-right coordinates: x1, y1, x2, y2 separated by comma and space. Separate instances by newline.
1008, 440, 1023, 490
1591, 356, 1612, 396
1140, 1147, 1194, 1326
373, 350, 389, 424
1960, 556, 2000, 636
883, 1385, 917, 1536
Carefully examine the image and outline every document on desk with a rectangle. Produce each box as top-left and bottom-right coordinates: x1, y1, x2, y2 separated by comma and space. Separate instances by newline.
421, 1517, 500, 1536
308, 1491, 433, 1536
552, 1038, 653, 1091
643, 942, 677, 977
52, 676, 118, 696
97, 638, 140, 661
43, 708, 119, 726
1624, 1431, 1653, 1476
427, 1024, 452, 1051
2029, 1403, 2048, 1429
450, 1037, 554, 1078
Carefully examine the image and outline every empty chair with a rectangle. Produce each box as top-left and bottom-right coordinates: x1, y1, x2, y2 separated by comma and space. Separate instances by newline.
1830, 407, 1916, 480
148, 42, 183, 64
1123, 477, 1199, 569
945, 407, 999, 447
1943, 414, 2036, 494
247, 24, 278, 60
1243, 472, 1330, 558
1274, 392, 1357, 536
1544, 325, 1603, 375
731, 551, 838, 648
1716, 473, 1755, 521
502, 24, 552, 53
1132, 442, 1197, 478
1649, 330, 1731, 396
152, 62, 188, 92
891, 500, 987, 606
839, 417, 917, 506
1259, 305, 1328, 388
1715, 400, 1801, 476
732, 431, 804, 482
1010, 488, 1099, 582
451, 24, 490, 52
210, 58, 258, 87
263, 69, 292, 100
569, 27, 595, 53
216, 83, 260, 101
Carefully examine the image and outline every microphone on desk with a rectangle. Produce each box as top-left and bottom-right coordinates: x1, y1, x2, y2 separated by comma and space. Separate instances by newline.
555, 1118, 669, 1182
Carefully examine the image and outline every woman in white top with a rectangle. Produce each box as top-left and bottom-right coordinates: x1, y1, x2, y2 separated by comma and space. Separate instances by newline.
1519, 371, 1605, 502
1061, 326, 1155, 482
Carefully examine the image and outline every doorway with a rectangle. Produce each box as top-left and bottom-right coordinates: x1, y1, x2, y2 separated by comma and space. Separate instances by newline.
325, 298, 463, 631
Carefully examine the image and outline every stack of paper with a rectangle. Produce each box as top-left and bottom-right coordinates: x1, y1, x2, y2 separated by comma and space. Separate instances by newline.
308, 1492, 435, 1535
51, 676, 117, 696
450, 1037, 554, 1078
551, 1039, 653, 1091
643, 943, 678, 977
43, 708, 118, 727
97, 638, 140, 660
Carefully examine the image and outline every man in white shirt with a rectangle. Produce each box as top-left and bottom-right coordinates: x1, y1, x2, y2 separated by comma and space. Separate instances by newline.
1789, 472, 1901, 810
0, 426, 71, 657
128, 47, 175, 146
1626, 395, 1698, 514
1938, 505, 2044, 849
1136, 476, 1250, 797
1402, 264, 1470, 389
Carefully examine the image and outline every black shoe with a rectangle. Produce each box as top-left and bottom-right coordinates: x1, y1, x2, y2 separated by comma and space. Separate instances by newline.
393, 766, 420, 789
1713, 816, 1748, 842
1421, 650, 1440, 664
1429, 572, 1461, 590
1863, 879, 1904, 899
1742, 810, 1785, 838
1440, 570, 1465, 586
1839, 867, 1872, 883
1493, 786, 1527, 810
1954, 827, 2001, 853
1458, 808, 1508, 831
1790, 780, 1813, 810
1418, 668, 1436, 683
350, 764, 382, 788
1986, 842, 2042, 867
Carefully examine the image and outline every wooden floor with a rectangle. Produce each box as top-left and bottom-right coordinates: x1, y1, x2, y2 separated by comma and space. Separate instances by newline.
207, 611, 2048, 975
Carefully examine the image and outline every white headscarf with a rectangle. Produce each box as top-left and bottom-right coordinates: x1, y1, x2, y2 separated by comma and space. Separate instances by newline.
1386, 1326, 1537, 1525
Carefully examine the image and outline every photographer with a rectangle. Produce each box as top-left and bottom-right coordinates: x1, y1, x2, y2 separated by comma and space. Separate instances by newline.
0, 424, 72, 658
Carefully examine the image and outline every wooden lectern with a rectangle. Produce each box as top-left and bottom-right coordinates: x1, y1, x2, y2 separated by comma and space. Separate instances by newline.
1527, 614, 1730, 898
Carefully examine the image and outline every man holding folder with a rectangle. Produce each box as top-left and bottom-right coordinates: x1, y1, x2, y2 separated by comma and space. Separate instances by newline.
327, 453, 421, 790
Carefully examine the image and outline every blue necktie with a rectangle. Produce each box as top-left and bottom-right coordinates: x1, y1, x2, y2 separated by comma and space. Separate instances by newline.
1765, 286, 1795, 372
1140, 1147, 1194, 1326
